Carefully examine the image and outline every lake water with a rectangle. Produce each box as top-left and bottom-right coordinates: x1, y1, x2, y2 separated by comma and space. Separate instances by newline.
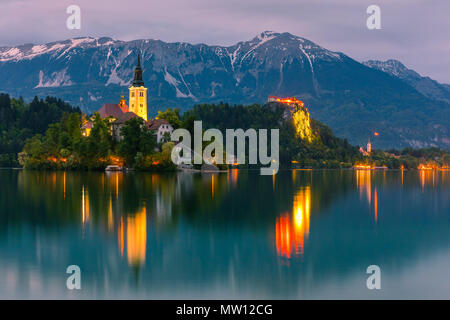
0, 169, 449, 299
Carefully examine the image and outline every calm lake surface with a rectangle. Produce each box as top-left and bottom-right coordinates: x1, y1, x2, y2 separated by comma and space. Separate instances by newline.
0, 169, 449, 299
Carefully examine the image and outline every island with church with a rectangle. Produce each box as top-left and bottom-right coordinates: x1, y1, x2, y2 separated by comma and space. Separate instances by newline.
81, 55, 174, 145
0, 54, 447, 171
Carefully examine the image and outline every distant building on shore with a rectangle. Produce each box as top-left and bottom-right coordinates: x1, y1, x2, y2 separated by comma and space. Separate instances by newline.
359, 138, 372, 156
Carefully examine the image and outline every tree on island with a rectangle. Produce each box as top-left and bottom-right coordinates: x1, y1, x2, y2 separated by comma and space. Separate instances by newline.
118, 117, 156, 166
156, 108, 182, 129
3, 93, 447, 170
0, 93, 81, 167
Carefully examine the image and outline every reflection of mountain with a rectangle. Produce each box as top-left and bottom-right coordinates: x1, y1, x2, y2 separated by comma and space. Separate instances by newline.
0, 170, 449, 298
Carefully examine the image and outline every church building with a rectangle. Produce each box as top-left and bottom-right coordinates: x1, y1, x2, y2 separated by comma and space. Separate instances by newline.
81, 54, 173, 143
128, 54, 148, 121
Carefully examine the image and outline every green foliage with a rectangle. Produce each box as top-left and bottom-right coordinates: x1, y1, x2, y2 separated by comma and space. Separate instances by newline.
119, 117, 156, 166
156, 108, 182, 129
183, 102, 283, 130
134, 142, 176, 171
5, 93, 447, 171
89, 113, 113, 159
183, 102, 362, 168
0, 93, 81, 167
20, 111, 115, 170
357, 147, 450, 169
15, 96, 165, 170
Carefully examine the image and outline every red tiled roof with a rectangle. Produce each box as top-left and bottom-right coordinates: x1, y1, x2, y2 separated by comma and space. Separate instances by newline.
147, 118, 170, 130
98, 104, 124, 119
118, 103, 129, 113
114, 112, 139, 124
81, 121, 93, 129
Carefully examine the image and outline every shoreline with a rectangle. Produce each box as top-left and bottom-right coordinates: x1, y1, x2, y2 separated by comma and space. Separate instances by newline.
1, 167, 447, 172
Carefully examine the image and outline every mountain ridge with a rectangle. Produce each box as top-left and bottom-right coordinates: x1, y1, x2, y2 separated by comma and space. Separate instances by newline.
363, 59, 450, 104
0, 31, 448, 149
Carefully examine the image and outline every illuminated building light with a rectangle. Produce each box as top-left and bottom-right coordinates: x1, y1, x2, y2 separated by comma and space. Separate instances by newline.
418, 164, 434, 170
109, 156, 124, 166
353, 164, 373, 170
268, 96, 313, 142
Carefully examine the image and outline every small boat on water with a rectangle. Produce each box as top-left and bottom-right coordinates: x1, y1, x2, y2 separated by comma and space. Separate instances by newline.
105, 165, 123, 171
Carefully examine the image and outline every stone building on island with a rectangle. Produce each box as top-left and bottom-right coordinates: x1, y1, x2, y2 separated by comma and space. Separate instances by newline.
81, 54, 173, 143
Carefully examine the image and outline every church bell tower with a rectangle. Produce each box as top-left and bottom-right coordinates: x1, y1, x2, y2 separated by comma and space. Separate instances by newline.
128, 54, 148, 121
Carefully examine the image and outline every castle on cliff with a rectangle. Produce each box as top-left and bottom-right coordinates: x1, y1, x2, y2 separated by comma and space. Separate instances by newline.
268, 96, 313, 142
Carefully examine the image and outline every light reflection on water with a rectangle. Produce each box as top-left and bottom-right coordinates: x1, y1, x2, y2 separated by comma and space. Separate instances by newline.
0, 169, 449, 299
276, 186, 310, 259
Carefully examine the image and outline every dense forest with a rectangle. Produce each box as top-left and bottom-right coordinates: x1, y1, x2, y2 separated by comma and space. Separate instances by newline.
181, 102, 362, 168
0, 93, 80, 166
1, 93, 449, 170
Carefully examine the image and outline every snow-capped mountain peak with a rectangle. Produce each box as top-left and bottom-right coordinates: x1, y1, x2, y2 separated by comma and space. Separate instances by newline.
363, 59, 421, 79
0, 32, 448, 149
363, 59, 450, 104
0, 37, 118, 62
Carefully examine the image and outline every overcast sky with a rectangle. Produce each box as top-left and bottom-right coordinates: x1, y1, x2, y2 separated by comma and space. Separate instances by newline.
1, 0, 449, 83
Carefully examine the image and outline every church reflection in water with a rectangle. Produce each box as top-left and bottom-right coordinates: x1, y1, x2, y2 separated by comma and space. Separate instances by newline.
77, 169, 313, 264
80, 172, 149, 267
124, 206, 147, 266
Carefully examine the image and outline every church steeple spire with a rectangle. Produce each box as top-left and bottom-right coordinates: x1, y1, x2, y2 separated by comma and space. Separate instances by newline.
132, 53, 144, 86
129, 53, 148, 121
